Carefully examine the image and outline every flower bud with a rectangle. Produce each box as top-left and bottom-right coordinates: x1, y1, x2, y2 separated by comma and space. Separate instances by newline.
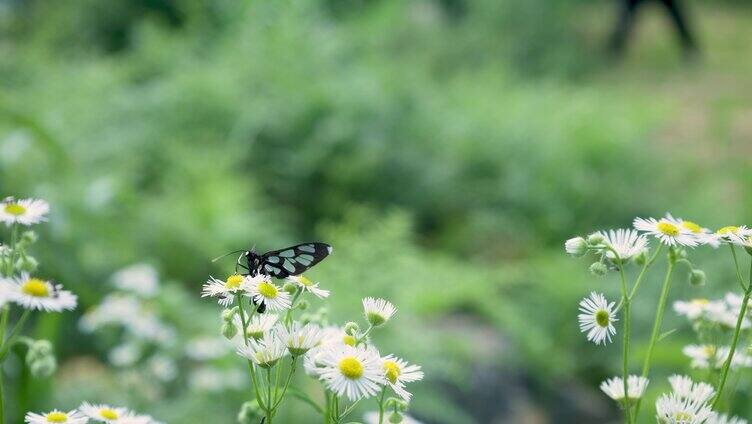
26, 340, 53, 363
222, 307, 239, 322
690, 269, 707, 287
388, 412, 404, 424
633, 250, 647, 266
17, 256, 38, 273
565, 237, 588, 257
21, 231, 38, 245
589, 262, 608, 277
283, 282, 298, 294
222, 321, 239, 340
587, 232, 605, 245
29, 356, 57, 378
297, 299, 309, 311
237, 400, 261, 424
344, 322, 359, 336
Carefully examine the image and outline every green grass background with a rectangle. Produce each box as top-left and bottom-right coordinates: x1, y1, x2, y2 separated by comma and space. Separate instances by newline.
2, 0, 752, 422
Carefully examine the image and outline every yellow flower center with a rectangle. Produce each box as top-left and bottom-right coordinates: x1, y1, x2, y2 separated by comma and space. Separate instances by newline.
339, 356, 363, 379
718, 226, 739, 235
100, 409, 119, 420
692, 298, 709, 306
657, 221, 679, 236
225, 275, 244, 289
21, 278, 49, 297
703, 345, 716, 357
257, 281, 278, 299
298, 275, 313, 287
682, 221, 702, 234
343, 335, 357, 346
46, 412, 68, 423
595, 310, 610, 327
674, 412, 692, 421
383, 360, 401, 384
4, 203, 26, 216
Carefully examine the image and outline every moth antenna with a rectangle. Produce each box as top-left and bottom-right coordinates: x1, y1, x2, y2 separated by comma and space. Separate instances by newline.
211, 249, 245, 263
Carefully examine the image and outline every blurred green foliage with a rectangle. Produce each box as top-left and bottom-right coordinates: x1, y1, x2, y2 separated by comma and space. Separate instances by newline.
2, 0, 752, 422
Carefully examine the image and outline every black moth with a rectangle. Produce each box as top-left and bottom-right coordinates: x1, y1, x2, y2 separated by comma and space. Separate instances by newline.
236, 242, 332, 313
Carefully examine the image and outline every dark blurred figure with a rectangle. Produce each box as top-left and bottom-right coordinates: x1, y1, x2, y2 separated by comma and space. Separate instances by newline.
609, 0, 699, 59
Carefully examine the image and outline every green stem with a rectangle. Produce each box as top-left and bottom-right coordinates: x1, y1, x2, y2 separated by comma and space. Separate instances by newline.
324, 391, 331, 424
377, 387, 387, 424
0, 310, 31, 361
0, 368, 4, 424
237, 296, 266, 410
272, 357, 297, 410
634, 251, 675, 417
628, 244, 664, 300
616, 257, 633, 424
266, 368, 273, 424
712, 252, 752, 409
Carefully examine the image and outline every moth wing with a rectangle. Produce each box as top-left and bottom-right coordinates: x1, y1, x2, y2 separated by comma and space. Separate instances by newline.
260, 242, 332, 278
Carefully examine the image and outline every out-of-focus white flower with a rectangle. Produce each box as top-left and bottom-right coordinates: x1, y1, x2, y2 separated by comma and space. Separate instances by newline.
112, 264, 159, 298
188, 366, 243, 393
25, 409, 88, 424
578, 292, 617, 345
668, 375, 715, 404
79, 294, 175, 346
108, 342, 141, 367
185, 336, 232, 361
1, 274, 77, 312
0, 197, 49, 227
708, 413, 748, 424
79, 402, 130, 423
147, 355, 178, 382
599, 375, 649, 402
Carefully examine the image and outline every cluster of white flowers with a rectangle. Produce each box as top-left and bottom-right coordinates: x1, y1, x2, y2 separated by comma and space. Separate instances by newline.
566, 212, 752, 423
202, 265, 424, 423
25, 403, 162, 424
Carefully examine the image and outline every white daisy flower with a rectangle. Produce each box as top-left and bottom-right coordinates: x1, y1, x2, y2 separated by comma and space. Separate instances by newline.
708, 413, 747, 424
275, 322, 322, 356
363, 297, 396, 327
682, 345, 718, 369
655, 393, 714, 424
247, 275, 291, 312
595, 229, 648, 261
201, 274, 247, 307
668, 375, 715, 404
0, 197, 49, 227
673, 298, 721, 321
241, 313, 279, 341
237, 332, 288, 368
714, 346, 752, 369
25, 409, 88, 424
286, 275, 330, 299
706, 303, 751, 330
317, 344, 385, 401
578, 292, 617, 345
79, 403, 129, 423
713, 225, 752, 246
381, 355, 424, 401
599, 375, 649, 402
664, 214, 719, 248
185, 336, 232, 360
634, 216, 698, 247
2, 274, 77, 312
111, 263, 159, 298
